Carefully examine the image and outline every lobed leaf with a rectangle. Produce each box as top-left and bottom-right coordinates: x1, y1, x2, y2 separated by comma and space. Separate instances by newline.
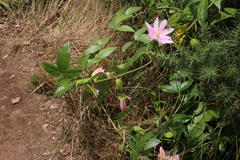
42, 62, 61, 77
57, 42, 71, 71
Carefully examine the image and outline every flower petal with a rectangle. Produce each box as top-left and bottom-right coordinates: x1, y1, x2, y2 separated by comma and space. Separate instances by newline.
157, 35, 173, 44
154, 17, 159, 32
92, 67, 105, 76
174, 155, 180, 160
119, 97, 127, 112
161, 28, 174, 35
158, 147, 167, 159
159, 19, 167, 31
145, 22, 154, 32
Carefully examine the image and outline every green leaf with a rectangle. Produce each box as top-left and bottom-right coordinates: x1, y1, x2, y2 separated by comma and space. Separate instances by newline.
130, 151, 138, 160
210, 11, 233, 25
187, 123, 206, 138
219, 142, 226, 152
134, 27, 152, 43
77, 55, 90, 70
85, 37, 111, 55
122, 41, 133, 53
137, 132, 155, 151
132, 126, 144, 133
54, 79, 73, 97
144, 138, 161, 150
194, 102, 205, 115
172, 114, 191, 124
194, 109, 219, 124
84, 45, 102, 55
210, 0, 222, 10
197, 0, 208, 28
224, 8, 238, 15
115, 25, 135, 32
158, 80, 193, 94
42, 62, 61, 76
76, 78, 91, 86
62, 68, 82, 79
109, 14, 133, 28
115, 8, 126, 16
168, 13, 181, 26
179, 80, 194, 91
57, 42, 71, 71
135, 34, 152, 43
125, 7, 142, 15
118, 47, 146, 70
164, 131, 174, 138
90, 37, 110, 46
88, 47, 117, 65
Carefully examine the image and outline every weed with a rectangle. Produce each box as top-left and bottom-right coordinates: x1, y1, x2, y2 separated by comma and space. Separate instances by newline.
12, 41, 21, 52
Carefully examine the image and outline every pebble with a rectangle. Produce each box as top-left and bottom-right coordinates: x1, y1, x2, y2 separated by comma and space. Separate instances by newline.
23, 40, 31, 45
2, 54, 8, 60
9, 74, 15, 79
11, 97, 21, 104
42, 123, 49, 132
42, 151, 51, 156
0, 105, 6, 110
50, 103, 57, 109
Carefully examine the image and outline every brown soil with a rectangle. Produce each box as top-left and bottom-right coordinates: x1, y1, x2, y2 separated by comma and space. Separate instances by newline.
0, 1, 118, 159
0, 19, 56, 160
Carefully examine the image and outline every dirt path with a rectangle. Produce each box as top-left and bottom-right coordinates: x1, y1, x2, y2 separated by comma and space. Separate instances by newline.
0, 20, 54, 160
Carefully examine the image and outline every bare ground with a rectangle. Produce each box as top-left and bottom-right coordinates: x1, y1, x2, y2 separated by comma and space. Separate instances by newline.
0, 17, 65, 160
0, 1, 120, 159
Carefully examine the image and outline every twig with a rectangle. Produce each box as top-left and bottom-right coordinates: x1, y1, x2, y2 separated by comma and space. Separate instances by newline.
31, 82, 46, 94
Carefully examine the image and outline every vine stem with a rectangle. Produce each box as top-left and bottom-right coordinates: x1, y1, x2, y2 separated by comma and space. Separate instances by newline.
186, 1, 215, 32
95, 60, 152, 83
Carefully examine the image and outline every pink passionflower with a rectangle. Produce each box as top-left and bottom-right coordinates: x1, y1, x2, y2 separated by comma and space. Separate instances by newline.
158, 147, 180, 160
92, 67, 105, 76
118, 96, 127, 112
145, 17, 174, 44
111, 143, 118, 148
92, 67, 110, 77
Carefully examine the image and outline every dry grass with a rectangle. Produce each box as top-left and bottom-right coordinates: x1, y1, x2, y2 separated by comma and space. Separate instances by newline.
0, 0, 128, 159
4, 0, 117, 59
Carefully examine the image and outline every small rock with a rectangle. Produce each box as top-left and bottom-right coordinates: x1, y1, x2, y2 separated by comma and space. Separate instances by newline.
42, 151, 51, 156
50, 130, 58, 135
42, 123, 49, 132
9, 74, 15, 79
15, 24, 20, 28
11, 97, 21, 104
52, 136, 58, 140
23, 40, 31, 45
2, 54, 8, 60
0, 105, 6, 110
50, 103, 57, 109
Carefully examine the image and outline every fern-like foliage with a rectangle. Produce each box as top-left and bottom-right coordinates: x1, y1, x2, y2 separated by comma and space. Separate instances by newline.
163, 24, 240, 104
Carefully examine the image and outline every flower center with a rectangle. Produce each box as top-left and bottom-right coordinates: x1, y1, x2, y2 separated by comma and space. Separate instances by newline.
156, 30, 161, 36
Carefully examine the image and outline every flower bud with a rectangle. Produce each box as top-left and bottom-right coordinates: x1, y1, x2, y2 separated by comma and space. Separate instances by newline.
190, 38, 200, 48
115, 78, 123, 89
